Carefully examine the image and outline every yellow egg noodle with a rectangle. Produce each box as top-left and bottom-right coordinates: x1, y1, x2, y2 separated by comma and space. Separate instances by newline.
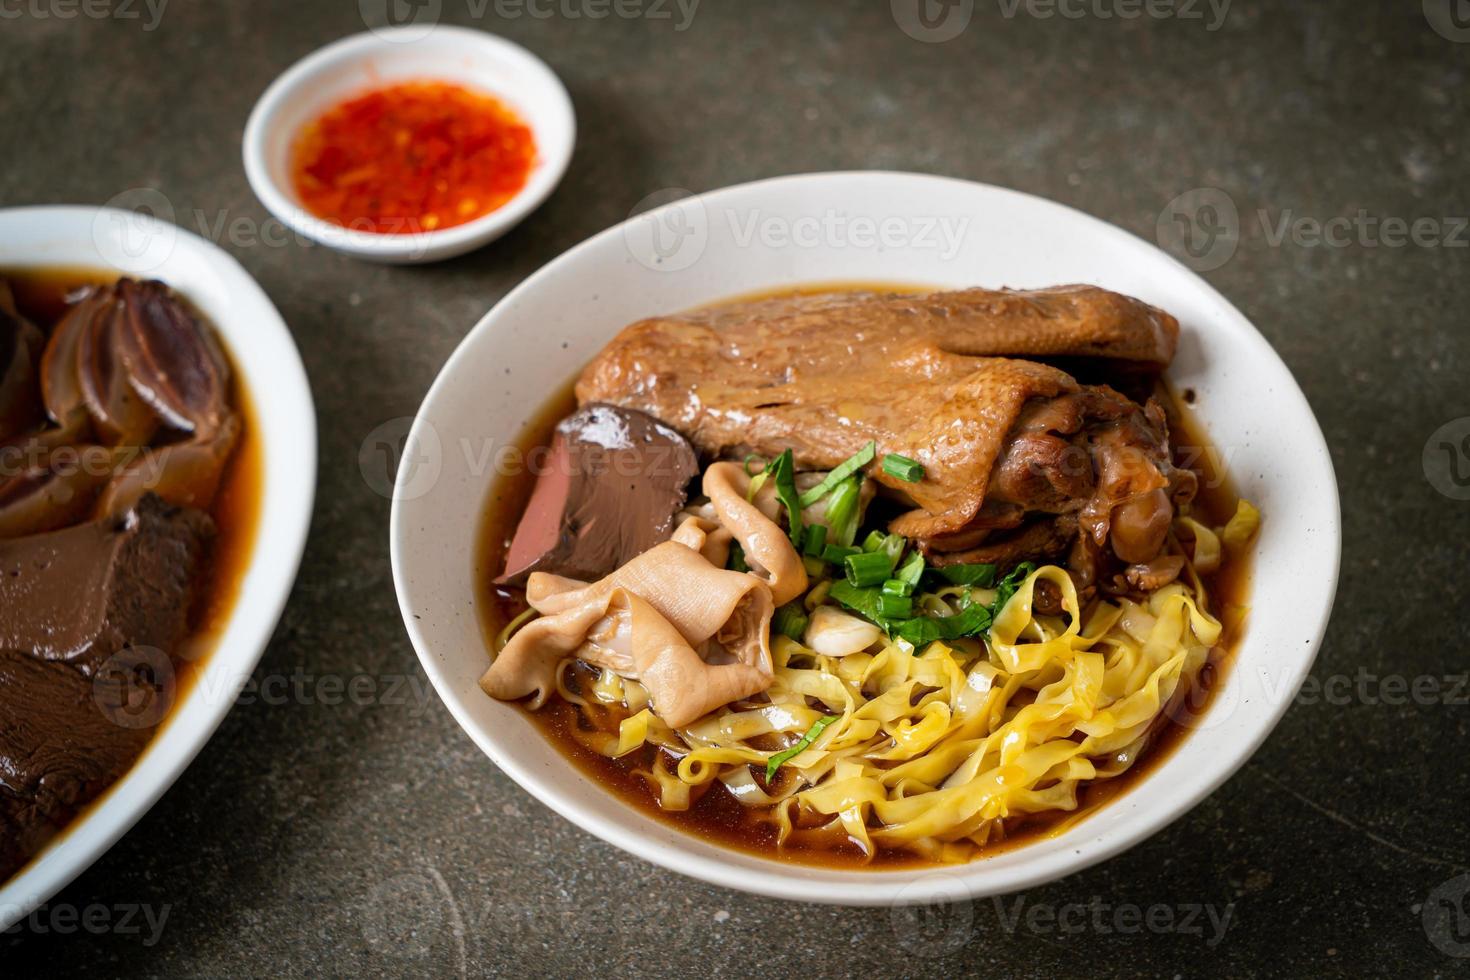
488, 459, 1253, 863
554, 561, 1220, 862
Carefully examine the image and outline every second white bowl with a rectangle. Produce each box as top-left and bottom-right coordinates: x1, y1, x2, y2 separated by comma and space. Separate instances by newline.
0, 205, 316, 930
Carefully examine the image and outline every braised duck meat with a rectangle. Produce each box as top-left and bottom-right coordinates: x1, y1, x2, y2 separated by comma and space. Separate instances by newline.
0, 492, 214, 880
927, 387, 1197, 573
0, 493, 215, 673
0, 649, 162, 880
0, 280, 45, 443
576, 284, 1193, 568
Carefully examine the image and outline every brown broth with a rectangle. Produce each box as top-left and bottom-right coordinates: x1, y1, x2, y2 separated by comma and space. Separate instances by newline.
473, 285, 1254, 868
2, 266, 263, 876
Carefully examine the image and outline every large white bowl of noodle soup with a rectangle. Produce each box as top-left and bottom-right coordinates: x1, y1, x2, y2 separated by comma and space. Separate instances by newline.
391, 172, 1340, 906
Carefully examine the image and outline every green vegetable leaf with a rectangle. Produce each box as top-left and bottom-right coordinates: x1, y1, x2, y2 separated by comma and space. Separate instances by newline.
992, 561, 1037, 617
820, 540, 1041, 654
878, 593, 913, 618
935, 563, 998, 587
828, 579, 891, 627
827, 562, 1040, 652
893, 603, 993, 647
765, 714, 840, 782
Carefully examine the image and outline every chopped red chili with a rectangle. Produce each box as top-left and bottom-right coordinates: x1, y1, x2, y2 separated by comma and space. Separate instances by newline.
290, 80, 536, 235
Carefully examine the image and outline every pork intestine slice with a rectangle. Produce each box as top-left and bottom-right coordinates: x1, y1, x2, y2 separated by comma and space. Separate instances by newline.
481, 540, 775, 728
483, 461, 811, 727
700, 461, 806, 607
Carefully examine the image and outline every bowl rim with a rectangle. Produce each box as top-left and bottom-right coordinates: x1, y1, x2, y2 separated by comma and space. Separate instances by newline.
0, 204, 317, 929
242, 25, 576, 263
390, 171, 1342, 905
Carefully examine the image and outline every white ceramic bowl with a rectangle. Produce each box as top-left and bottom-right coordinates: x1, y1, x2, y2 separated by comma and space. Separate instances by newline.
0, 206, 316, 929
243, 26, 575, 264
390, 172, 1340, 906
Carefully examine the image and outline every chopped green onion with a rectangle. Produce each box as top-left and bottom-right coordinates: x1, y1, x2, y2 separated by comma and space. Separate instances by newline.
743, 450, 803, 545
765, 714, 839, 782
802, 555, 827, 578
882, 453, 925, 482
745, 465, 769, 500
896, 551, 926, 587
827, 568, 1019, 653
878, 594, 913, 618
825, 564, 1035, 654
798, 442, 876, 508
936, 563, 997, 587
802, 523, 827, 557
856, 532, 908, 573
822, 544, 860, 564
772, 603, 810, 642
880, 532, 906, 568
845, 550, 892, 587
768, 449, 804, 547
728, 541, 749, 573
881, 577, 915, 598
824, 475, 864, 547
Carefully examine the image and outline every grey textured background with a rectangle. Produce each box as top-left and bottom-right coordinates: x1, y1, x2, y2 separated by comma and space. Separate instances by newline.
3, 0, 1468, 976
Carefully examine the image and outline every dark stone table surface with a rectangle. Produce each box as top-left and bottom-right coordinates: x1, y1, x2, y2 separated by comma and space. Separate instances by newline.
3, 0, 1466, 975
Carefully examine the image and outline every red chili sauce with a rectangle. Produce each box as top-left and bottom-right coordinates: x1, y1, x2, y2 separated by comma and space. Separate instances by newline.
290, 80, 536, 235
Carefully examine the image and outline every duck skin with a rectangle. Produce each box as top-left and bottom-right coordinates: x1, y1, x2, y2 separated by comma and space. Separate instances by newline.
575, 284, 1195, 568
